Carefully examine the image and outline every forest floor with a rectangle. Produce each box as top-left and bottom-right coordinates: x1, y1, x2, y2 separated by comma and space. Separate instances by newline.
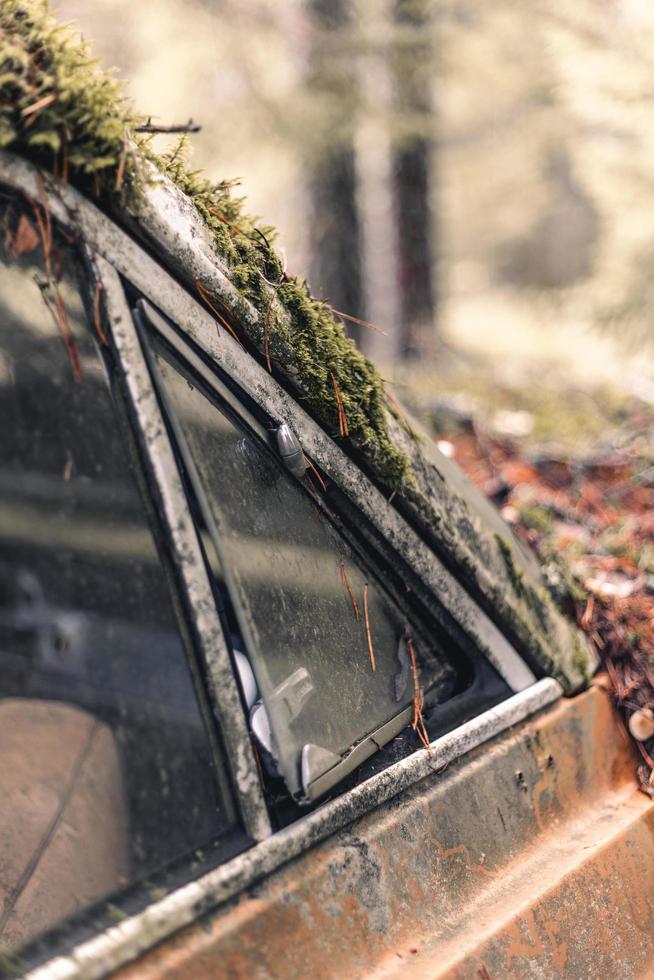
400, 342, 654, 795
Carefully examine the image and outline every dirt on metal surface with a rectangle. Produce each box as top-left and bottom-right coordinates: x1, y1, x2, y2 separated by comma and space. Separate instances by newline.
114, 685, 654, 979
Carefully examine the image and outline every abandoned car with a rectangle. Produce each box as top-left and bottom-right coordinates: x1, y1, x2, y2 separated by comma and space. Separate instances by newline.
2, 4, 653, 978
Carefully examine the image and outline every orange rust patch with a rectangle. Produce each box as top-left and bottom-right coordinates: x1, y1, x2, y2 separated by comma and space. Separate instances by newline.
113, 689, 654, 980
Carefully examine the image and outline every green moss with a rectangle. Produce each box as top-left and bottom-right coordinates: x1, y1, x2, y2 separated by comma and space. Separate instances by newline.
0, 0, 412, 491
0, 1, 144, 201
495, 534, 525, 595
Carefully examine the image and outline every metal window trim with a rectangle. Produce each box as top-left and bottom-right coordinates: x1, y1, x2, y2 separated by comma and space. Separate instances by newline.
24, 678, 562, 980
91, 254, 271, 843
0, 151, 534, 693
137, 299, 473, 803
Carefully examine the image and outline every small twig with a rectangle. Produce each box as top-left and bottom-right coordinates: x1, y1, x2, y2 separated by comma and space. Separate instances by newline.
135, 117, 201, 134
253, 228, 273, 251
329, 370, 349, 437
363, 584, 376, 672
406, 628, 430, 751
384, 390, 403, 414
53, 284, 82, 380
305, 457, 327, 493
262, 315, 272, 373
27, 192, 51, 277
606, 657, 624, 699
26, 184, 82, 381
330, 306, 388, 336
581, 594, 594, 628
339, 562, 360, 621
114, 143, 127, 192
195, 279, 244, 348
207, 208, 250, 240
637, 738, 654, 771
36, 277, 82, 381
21, 92, 56, 117
36, 175, 52, 261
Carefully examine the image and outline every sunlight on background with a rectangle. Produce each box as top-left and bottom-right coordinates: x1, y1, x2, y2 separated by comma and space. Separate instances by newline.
56, 0, 654, 451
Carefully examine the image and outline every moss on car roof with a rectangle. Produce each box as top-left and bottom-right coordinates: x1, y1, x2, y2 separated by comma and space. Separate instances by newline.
0, 0, 411, 490
0, 0, 595, 692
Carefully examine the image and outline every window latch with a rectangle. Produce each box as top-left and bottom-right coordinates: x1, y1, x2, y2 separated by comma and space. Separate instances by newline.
275, 423, 307, 478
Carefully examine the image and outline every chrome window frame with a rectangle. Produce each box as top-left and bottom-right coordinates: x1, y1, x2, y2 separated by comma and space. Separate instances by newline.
136, 296, 473, 802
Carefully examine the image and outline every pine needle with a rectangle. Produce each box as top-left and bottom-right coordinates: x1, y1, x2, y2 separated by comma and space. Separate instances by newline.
363, 583, 376, 672
339, 562, 360, 621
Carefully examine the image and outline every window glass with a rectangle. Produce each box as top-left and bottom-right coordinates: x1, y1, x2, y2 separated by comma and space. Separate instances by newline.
148, 333, 455, 800
0, 197, 236, 954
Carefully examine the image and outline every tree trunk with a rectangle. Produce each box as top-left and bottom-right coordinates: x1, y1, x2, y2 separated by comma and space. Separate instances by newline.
307, 0, 365, 346
393, 0, 438, 358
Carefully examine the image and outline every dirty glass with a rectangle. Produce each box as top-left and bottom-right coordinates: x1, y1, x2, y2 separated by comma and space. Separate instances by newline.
0, 200, 236, 954
150, 339, 454, 799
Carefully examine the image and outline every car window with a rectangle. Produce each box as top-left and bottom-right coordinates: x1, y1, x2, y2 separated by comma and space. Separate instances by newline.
0, 197, 238, 954
144, 323, 457, 801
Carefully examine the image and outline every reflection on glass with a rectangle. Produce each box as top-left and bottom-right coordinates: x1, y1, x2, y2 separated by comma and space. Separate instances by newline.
0, 198, 235, 953
151, 340, 453, 798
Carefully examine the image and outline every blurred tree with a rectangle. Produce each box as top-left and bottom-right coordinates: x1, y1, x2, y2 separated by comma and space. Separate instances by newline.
307, 0, 366, 345
391, 0, 438, 358
306, 0, 439, 361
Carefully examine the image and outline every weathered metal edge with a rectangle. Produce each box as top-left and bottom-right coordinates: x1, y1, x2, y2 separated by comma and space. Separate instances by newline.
93, 255, 271, 843
25, 678, 562, 980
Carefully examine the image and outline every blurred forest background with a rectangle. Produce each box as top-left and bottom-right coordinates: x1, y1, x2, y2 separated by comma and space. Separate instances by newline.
57, 0, 654, 454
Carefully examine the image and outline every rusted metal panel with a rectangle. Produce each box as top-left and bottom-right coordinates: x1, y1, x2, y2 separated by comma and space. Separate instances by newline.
113, 685, 654, 979
27, 683, 560, 980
